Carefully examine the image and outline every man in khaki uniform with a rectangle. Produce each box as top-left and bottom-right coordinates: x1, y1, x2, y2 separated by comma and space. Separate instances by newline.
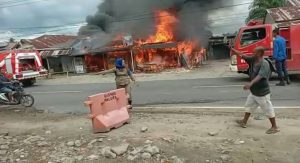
97, 58, 136, 108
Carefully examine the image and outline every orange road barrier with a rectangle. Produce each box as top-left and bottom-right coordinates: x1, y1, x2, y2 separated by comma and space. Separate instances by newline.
85, 88, 130, 133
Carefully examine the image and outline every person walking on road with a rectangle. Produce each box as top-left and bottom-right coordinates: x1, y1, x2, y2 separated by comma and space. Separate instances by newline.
96, 58, 136, 109
232, 47, 280, 134
273, 29, 290, 86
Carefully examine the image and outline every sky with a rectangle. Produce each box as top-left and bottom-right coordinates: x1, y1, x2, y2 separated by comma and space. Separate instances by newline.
0, 0, 251, 42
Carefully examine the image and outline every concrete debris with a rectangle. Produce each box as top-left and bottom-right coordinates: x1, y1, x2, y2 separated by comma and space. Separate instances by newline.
45, 130, 52, 134
155, 154, 162, 160
74, 140, 81, 147
129, 147, 143, 155
220, 154, 230, 162
142, 145, 160, 155
0, 145, 9, 150
74, 156, 84, 161
111, 143, 129, 156
66, 141, 75, 147
171, 156, 185, 163
208, 131, 219, 136
127, 154, 139, 161
23, 135, 45, 144
0, 150, 7, 155
234, 140, 245, 145
101, 147, 117, 159
145, 140, 153, 144
62, 157, 76, 163
37, 141, 49, 147
141, 127, 148, 132
87, 154, 99, 160
87, 139, 98, 148
221, 150, 230, 154
141, 152, 152, 159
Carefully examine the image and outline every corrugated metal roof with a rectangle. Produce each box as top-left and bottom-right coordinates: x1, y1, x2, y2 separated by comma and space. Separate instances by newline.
267, 6, 300, 23
0, 42, 18, 52
22, 35, 76, 49
287, 0, 300, 6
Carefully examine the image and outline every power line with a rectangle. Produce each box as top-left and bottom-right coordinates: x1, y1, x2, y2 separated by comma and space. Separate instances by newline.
0, 0, 25, 5
0, 26, 79, 40
0, 21, 85, 30
0, 11, 249, 31
0, 0, 50, 8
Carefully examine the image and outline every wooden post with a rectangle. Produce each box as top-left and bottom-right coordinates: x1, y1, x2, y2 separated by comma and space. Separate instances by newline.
130, 49, 135, 72
46, 58, 50, 71
73, 57, 76, 74
46, 58, 51, 78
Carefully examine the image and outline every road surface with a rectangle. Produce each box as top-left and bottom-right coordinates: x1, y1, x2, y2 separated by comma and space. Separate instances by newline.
25, 77, 300, 113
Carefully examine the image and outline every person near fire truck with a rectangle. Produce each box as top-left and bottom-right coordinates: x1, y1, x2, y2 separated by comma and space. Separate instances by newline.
96, 58, 136, 109
232, 47, 280, 134
273, 29, 290, 86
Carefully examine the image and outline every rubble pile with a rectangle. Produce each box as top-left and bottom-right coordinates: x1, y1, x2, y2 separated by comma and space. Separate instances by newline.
0, 132, 186, 163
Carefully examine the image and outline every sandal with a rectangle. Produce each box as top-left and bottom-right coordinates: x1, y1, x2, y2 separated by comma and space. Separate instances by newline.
236, 120, 247, 128
266, 128, 280, 134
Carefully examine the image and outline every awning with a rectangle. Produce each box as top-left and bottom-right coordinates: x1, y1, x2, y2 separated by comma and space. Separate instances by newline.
141, 42, 178, 49
40, 49, 72, 58
91, 46, 132, 54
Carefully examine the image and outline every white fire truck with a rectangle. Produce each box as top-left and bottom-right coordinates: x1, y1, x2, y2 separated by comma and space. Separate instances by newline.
0, 50, 47, 86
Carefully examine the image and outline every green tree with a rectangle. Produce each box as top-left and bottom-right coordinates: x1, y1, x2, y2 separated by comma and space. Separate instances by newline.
246, 0, 287, 23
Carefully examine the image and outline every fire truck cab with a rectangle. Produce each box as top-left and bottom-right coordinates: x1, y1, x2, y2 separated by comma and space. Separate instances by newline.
0, 50, 47, 86
230, 21, 300, 75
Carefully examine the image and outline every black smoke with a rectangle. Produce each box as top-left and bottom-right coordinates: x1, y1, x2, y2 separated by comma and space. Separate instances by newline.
79, 0, 232, 46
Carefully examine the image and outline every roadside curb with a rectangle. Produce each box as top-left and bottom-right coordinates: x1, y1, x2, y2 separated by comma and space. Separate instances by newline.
133, 106, 300, 116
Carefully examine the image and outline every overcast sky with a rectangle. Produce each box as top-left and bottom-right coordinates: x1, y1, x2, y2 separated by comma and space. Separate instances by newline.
0, 0, 251, 42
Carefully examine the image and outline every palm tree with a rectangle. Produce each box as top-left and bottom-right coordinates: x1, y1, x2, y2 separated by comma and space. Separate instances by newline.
246, 0, 287, 23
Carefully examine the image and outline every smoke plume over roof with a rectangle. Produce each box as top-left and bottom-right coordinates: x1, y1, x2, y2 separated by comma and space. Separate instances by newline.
79, 0, 233, 46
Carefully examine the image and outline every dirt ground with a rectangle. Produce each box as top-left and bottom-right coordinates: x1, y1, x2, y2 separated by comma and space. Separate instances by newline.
1, 107, 300, 163
38, 60, 239, 85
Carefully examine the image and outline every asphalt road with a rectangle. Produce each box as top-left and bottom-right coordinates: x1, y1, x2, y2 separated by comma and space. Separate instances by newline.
24, 76, 300, 113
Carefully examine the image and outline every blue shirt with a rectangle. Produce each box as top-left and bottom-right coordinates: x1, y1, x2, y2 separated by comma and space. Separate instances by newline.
0, 75, 9, 89
273, 36, 287, 61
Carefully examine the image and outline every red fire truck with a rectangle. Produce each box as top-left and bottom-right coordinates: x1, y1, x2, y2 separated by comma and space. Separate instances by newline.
230, 20, 300, 75
0, 50, 47, 86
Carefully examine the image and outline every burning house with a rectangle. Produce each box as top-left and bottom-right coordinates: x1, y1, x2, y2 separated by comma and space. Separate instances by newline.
78, 0, 226, 73
132, 10, 204, 72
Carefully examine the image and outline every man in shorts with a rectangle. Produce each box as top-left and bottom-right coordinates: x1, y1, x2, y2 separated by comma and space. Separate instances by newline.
231, 47, 280, 134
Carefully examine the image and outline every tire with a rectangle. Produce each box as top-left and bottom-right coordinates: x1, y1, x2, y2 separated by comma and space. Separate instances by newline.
22, 79, 35, 87
20, 94, 34, 107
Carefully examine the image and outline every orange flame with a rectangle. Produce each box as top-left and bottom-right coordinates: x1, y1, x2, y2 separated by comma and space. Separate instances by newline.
145, 10, 178, 43
178, 41, 197, 56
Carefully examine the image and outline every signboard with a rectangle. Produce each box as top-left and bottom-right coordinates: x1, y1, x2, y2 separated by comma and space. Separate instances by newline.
75, 65, 84, 74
